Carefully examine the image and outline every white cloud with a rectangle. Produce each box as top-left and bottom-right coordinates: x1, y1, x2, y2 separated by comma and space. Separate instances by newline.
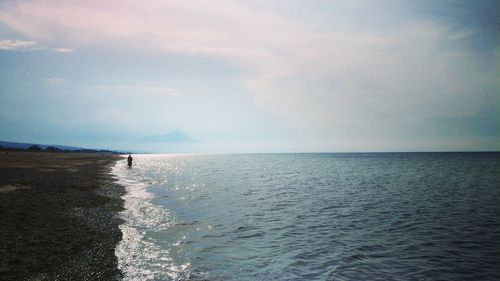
0, 39, 37, 50
45, 77, 65, 86
93, 85, 183, 97
0, 39, 74, 52
52, 47, 75, 53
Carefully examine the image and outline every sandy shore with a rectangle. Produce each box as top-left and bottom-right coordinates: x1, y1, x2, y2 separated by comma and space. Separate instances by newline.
0, 151, 125, 280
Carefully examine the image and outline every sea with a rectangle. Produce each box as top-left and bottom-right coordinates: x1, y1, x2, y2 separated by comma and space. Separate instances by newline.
112, 152, 500, 280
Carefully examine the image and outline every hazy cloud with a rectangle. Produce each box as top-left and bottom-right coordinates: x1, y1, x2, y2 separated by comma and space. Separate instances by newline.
0, 0, 497, 151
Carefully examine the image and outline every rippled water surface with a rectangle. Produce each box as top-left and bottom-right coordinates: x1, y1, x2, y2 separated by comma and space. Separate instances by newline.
113, 153, 500, 280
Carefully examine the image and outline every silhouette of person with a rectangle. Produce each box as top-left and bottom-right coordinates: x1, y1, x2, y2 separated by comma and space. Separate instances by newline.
127, 154, 133, 167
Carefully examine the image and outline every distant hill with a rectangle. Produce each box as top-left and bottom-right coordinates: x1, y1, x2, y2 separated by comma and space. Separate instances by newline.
138, 129, 196, 143
0, 140, 85, 151
0, 140, 119, 153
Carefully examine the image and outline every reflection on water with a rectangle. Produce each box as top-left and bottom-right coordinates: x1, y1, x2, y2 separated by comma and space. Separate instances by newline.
114, 153, 500, 280
113, 161, 190, 280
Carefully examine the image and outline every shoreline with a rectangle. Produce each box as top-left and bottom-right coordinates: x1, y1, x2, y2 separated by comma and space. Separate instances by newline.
0, 151, 125, 280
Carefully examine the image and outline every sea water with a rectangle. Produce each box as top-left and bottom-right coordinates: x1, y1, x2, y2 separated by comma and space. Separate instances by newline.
113, 153, 500, 280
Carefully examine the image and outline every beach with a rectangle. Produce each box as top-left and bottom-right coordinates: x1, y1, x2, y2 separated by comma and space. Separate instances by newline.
0, 151, 124, 280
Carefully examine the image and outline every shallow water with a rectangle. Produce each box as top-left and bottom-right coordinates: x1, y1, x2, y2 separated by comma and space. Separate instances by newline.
113, 153, 500, 280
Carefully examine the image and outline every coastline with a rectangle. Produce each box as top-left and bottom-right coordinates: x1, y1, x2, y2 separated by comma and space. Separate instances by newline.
0, 151, 125, 280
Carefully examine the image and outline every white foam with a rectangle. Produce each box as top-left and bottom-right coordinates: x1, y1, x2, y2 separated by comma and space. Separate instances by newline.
112, 158, 190, 281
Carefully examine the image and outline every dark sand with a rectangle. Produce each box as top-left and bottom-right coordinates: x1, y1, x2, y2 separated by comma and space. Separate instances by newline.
0, 151, 125, 280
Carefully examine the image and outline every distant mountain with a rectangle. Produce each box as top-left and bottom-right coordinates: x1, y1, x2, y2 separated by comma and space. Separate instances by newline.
138, 129, 196, 143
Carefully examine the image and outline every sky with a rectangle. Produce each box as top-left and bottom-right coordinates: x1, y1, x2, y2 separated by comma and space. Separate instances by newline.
0, 0, 498, 153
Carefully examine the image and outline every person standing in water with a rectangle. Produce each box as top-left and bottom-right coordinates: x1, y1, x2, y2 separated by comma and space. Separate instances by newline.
127, 154, 133, 167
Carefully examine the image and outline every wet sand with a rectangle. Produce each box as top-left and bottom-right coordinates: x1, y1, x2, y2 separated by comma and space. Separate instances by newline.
0, 151, 125, 280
